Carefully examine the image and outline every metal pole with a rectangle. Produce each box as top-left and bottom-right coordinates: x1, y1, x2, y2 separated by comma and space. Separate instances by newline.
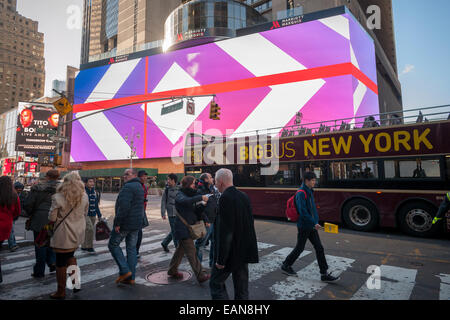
61, 94, 217, 126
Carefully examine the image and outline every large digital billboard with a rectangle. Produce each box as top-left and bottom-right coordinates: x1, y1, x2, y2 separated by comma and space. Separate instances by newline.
71, 12, 378, 163
15, 102, 59, 153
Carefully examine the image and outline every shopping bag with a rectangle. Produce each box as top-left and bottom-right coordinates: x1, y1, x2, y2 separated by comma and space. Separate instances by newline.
324, 223, 339, 234
95, 219, 111, 241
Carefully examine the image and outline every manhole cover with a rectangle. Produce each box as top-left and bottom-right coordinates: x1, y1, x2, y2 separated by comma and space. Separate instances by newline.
145, 270, 192, 285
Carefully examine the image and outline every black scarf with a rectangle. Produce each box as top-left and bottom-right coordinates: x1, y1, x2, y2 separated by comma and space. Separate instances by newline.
181, 187, 197, 197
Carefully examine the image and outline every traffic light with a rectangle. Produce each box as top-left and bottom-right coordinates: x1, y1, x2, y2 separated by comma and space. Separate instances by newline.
209, 101, 221, 120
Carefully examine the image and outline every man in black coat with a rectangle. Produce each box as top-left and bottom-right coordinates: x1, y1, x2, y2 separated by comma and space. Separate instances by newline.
24, 170, 59, 278
210, 168, 258, 300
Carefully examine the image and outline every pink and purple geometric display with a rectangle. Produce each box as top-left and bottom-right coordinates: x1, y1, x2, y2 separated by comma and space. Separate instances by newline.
71, 13, 378, 162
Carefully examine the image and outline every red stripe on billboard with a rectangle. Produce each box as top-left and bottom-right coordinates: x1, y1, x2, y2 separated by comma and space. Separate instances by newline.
73, 62, 378, 113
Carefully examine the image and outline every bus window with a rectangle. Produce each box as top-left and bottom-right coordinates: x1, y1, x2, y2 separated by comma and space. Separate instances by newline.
300, 162, 327, 187
447, 156, 450, 180
385, 159, 441, 179
233, 164, 264, 187
265, 163, 297, 187
330, 160, 378, 180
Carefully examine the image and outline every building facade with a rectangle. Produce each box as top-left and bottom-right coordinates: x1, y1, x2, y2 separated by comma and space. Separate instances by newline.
0, 0, 45, 114
51, 80, 66, 97
81, 0, 183, 64
164, 0, 266, 50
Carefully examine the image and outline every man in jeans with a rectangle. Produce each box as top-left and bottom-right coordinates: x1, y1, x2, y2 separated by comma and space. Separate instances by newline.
108, 169, 144, 285
136, 170, 149, 259
24, 170, 59, 278
160, 173, 179, 252
82, 178, 102, 254
195, 173, 219, 267
281, 172, 340, 282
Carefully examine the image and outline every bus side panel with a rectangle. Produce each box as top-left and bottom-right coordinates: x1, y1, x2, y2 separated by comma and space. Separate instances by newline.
239, 188, 444, 231
239, 188, 292, 218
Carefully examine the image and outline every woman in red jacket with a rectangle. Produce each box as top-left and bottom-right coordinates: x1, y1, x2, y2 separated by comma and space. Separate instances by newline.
0, 176, 21, 284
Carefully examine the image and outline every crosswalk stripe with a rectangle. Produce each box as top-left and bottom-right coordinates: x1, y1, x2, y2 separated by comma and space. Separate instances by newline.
0, 241, 175, 300
1, 233, 167, 285
1, 232, 166, 272
0, 229, 163, 260
177, 242, 276, 271
270, 255, 355, 300
437, 274, 450, 300
250, 248, 311, 282
351, 265, 417, 300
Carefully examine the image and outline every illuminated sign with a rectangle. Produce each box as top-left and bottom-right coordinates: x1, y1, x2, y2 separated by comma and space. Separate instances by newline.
15, 102, 58, 153
71, 12, 378, 162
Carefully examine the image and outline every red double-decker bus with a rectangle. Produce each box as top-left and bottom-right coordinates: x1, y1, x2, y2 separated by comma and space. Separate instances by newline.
184, 112, 450, 238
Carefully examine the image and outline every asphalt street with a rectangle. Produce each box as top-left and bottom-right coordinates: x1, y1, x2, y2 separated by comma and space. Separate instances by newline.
0, 193, 449, 300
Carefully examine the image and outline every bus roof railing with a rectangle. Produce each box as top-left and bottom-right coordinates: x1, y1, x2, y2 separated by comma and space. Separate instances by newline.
185, 104, 450, 145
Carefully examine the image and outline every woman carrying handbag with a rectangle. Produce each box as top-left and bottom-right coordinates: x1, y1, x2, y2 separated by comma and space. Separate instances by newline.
168, 176, 211, 284
48, 172, 88, 299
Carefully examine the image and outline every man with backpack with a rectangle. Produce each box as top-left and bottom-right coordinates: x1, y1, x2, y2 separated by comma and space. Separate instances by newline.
160, 174, 179, 252
281, 171, 340, 282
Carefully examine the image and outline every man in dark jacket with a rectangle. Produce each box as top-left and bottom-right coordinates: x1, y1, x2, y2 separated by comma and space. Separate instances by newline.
136, 170, 150, 258
195, 173, 220, 267
160, 173, 179, 252
108, 168, 144, 285
210, 168, 258, 300
167, 176, 210, 284
23, 170, 59, 278
82, 178, 102, 253
281, 171, 340, 282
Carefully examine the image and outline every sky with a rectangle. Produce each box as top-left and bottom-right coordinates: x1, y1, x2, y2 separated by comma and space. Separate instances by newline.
15, 0, 450, 113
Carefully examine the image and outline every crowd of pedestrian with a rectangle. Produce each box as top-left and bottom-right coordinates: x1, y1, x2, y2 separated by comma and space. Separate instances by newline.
1, 167, 448, 300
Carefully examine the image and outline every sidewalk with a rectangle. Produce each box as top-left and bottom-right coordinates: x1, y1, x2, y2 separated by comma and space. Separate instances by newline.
1, 193, 164, 251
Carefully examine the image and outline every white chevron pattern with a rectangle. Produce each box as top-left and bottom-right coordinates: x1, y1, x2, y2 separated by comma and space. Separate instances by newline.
216, 33, 325, 138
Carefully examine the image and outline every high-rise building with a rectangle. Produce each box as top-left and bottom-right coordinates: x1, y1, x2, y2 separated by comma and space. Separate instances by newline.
51, 79, 66, 97
0, 0, 45, 114
80, 0, 182, 64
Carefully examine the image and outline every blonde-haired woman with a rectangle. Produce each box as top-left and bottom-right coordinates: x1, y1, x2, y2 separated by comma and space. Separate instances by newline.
48, 171, 88, 299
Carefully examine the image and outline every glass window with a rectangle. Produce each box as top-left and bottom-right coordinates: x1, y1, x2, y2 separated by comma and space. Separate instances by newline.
330, 160, 378, 180
446, 156, 450, 180
233, 165, 264, 187
300, 162, 327, 187
265, 163, 297, 186
385, 159, 441, 179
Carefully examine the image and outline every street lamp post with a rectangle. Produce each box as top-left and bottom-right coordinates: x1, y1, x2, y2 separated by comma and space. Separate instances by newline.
124, 126, 140, 169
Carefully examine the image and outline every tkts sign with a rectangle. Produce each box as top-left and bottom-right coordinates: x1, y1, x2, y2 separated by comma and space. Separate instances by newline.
15, 102, 59, 153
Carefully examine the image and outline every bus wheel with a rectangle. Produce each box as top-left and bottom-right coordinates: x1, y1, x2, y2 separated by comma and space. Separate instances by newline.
342, 199, 379, 232
398, 202, 439, 237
